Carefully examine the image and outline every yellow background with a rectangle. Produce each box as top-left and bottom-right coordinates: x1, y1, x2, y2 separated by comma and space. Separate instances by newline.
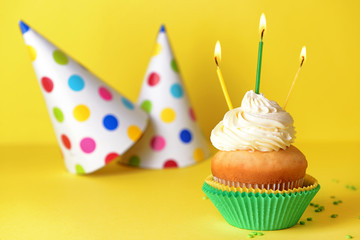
1, 0, 360, 239
1, 0, 360, 144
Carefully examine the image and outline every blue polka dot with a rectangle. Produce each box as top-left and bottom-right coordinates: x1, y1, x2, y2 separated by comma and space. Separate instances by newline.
180, 129, 192, 143
19, 20, 30, 34
121, 97, 134, 110
68, 75, 85, 91
170, 83, 183, 98
103, 115, 118, 131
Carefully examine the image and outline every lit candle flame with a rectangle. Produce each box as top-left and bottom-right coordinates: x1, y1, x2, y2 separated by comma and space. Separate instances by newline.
300, 46, 306, 67
259, 14, 266, 39
214, 41, 221, 66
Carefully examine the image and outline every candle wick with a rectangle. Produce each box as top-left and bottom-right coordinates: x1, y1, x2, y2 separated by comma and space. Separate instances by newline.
261, 29, 265, 40
300, 57, 305, 67
214, 56, 219, 66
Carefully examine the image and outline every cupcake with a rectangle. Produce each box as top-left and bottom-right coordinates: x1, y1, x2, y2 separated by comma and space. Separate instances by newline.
202, 90, 320, 230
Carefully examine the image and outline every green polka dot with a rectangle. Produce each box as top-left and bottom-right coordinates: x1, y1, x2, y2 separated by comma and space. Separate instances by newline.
129, 156, 140, 167
75, 164, 85, 174
140, 100, 152, 114
53, 50, 69, 65
171, 59, 178, 73
53, 107, 64, 122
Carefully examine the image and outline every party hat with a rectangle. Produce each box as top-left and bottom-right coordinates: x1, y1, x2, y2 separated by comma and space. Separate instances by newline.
19, 20, 149, 174
120, 25, 209, 169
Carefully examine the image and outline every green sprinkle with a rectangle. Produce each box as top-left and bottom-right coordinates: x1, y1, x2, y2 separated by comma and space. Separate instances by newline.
247, 234, 254, 238
332, 179, 339, 183
310, 203, 314, 206
338, 200, 343, 203
202, 196, 208, 200
315, 209, 321, 212
346, 235, 353, 239
358, 216, 360, 219
331, 214, 338, 218
314, 204, 319, 207
330, 196, 336, 199
346, 185, 350, 189
257, 232, 264, 236
350, 186, 357, 190
299, 221, 305, 225
307, 217, 312, 221
333, 201, 339, 205
319, 206, 325, 209
251, 232, 258, 235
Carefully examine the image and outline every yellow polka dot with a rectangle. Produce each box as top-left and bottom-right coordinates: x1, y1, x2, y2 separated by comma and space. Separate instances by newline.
73, 105, 90, 122
27, 45, 36, 61
160, 108, 176, 123
193, 148, 205, 162
127, 125, 142, 141
152, 43, 162, 56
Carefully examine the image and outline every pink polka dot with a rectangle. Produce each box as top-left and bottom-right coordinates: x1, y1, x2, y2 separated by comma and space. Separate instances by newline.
147, 72, 160, 86
189, 108, 196, 121
80, 137, 96, 153
105, 152, 119, 164
41, 77, 54, 93
164, 160, 178, 168
150, 136, 166, 151
99, 87, 113, 101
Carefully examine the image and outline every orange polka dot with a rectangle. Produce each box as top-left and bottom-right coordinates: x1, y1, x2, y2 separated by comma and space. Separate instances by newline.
193, 148, 205, 162
127, 125, 142, 141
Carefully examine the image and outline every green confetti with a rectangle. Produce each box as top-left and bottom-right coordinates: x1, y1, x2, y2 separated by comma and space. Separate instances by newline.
338, 200, 343, 203
310, 203, 314, 206
350, 186, 357, 191
257, 232, 264, 236
251, 232, 258, 235
299, 221, 305, 225
346, 185, 350, 189
332, 179, 339, 183
202, 196, 208, 200
358, 216, 360, 219
333, 201, 339, 205
247, 234, 254, 238
346, 235, 353, 239
307, 217, 312, 221
314, 204, 319, 207
330, 196, 336, 199
331, 214, 338, 218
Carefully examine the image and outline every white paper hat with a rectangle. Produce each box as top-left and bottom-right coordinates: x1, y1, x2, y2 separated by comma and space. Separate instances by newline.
19, 20, 149, 174
120, 25, 209, 169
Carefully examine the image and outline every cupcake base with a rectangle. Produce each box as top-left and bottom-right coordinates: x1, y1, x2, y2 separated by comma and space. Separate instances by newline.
202, 174, 320, 231
213, 176, 305, 191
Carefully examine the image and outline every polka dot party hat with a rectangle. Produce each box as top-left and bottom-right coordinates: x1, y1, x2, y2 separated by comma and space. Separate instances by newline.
19, 20, 149, 174
120, 25, 209, 169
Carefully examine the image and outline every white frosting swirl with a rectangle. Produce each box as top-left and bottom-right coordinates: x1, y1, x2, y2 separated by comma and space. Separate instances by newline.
210, 90, 295, 152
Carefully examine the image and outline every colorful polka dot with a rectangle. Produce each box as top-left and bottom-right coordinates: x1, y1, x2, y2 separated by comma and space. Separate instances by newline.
53, 107, 64, 122
170, 83, 183, 98
160, 108, 176, 123
180, 129, 192, 143
27, 45, 36, 61
41, 77, 54, 93
99, 87, 112, 101
61, 134, 71, 149
75, 164, 85, 174
140, 100, 152, 113
148, 72, 160, 87
103, 114, 118, 131
189, 108, 196, 121
129, 156, 140, 167
53, 49, 69, 65
164, 160, 178, 168
153, 43, 162, 56
80, 137, 96, 153
193, 148, 205, 162
105, 152, 119, 164
68, 75, 85, 91
121, 97, 134, 110
127, 125, 142, 141
150, 136, 166, 151
171, 59, 179, 73
73, 105, 90, 122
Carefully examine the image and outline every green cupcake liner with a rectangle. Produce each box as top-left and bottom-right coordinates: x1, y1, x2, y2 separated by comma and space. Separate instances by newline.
202, 182, 320, 230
